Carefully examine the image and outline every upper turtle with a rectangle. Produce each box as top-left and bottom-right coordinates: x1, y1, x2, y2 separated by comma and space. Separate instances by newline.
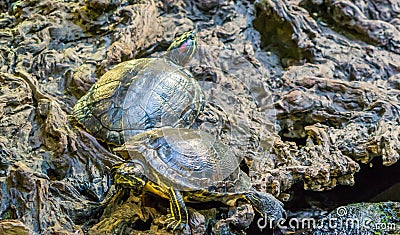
73, 31, 205, 145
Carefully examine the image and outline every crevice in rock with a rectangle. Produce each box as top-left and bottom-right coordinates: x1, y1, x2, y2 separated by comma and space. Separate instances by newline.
253, 2, 314, 67
279, 134, 307, 147
286, 157, 400, 211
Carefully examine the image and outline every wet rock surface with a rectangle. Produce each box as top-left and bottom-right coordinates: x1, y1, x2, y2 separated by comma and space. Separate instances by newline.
0, 0, 399, 234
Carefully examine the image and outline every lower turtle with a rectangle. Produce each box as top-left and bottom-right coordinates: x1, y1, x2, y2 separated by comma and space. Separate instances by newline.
112, 128, 285, 231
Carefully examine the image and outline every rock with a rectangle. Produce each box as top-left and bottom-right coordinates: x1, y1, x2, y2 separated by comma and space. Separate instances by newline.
1, 0, 399, 233
88, 190, 157, 235
0, 220, 31, 235
189, 209, 207, 235
227, 204, 255, 229
69, 64, 98, 99
0, 162, 76, 233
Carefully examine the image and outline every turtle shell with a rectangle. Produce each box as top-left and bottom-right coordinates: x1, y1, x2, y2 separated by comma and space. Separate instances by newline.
115, 128, 243, 191
73, 58, 205, 145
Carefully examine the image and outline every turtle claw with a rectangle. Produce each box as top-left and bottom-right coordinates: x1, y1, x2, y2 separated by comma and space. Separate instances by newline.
165, 215, 174, 223
164, 215, 188, 231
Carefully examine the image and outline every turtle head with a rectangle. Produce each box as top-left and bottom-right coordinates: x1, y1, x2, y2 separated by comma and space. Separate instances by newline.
166, 30, 198, 66
112, 161, 148, 192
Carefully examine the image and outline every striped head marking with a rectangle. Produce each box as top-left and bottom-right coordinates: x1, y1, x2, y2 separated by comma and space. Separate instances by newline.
166, 30, 198, 66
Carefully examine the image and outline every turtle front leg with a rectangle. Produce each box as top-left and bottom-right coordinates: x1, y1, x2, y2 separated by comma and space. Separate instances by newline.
165, 187, 189, 231
244, 191, 286, 222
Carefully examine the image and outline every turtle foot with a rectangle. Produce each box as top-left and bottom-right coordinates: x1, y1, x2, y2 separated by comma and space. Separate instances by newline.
245, 191, 286, 222
165, 188, 189, 231
164, 214, 189, 231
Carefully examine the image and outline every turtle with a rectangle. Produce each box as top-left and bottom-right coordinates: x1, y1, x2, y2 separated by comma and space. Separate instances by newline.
112, 128, 285, 231
72, 31, 205, 145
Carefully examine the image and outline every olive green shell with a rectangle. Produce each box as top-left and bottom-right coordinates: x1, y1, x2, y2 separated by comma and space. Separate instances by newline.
73, 58, 205, 145
115, 128, 246, 191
